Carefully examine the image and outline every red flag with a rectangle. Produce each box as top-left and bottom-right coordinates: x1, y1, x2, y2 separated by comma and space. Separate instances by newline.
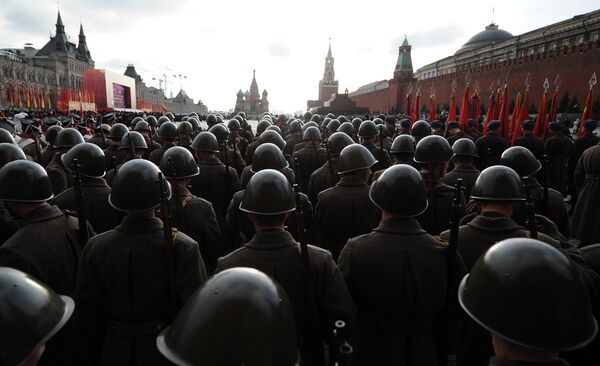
512, 90, 530, 145
483, 92, 495, 135
472, 92, 481, 130
510, 93, 521, 139
543, 89, 559, 141
533, 90, 547, 137
448, 96, 456, 122
498, 85, 510, 140
459, 85, 470, 131
429, 95, 436, 121
577, 88, 593, 136
413, 93, 420, 122
406, 93, 412, 120
492, 88, 502, 120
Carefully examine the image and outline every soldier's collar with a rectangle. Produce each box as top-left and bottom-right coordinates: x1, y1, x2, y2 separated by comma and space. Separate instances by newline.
245, 229, 296, 249
337, 175, 367, 186
117, 215, 164, 233
18, 204, 63, 227
374, 217, 426, 234
468, 212, 524, 232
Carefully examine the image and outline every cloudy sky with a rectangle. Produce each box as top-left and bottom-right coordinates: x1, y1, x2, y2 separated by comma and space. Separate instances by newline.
1, 0, 598, 113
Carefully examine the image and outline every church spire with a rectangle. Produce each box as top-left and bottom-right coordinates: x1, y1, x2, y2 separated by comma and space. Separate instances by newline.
56, 10, 65, 34
327, 38, 332, 58
77, 22, 91, 59
394, 36, 413, 80
249, 69, 260, 100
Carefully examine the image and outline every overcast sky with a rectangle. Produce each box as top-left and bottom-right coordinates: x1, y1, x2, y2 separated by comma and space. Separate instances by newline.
1, 0, 598, 113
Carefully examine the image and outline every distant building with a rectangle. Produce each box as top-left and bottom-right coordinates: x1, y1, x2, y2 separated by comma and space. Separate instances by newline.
234, 70, 269, 117
349, 10, 600, 117
307, 41, 339, 110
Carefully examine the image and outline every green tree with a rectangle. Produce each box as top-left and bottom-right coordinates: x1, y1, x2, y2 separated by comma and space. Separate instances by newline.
529, 104, 538, 114
569, 93, 580, 113
558, 91, 570, 113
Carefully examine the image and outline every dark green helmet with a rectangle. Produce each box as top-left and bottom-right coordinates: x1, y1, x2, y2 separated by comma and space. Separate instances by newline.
337, 144, 377, 174
165, 112, 175, 122
351, 118, 362, 130
0, 267, 74, 366
157, 116, 171, 126
411, 120, 432, 142
499, 146, 541, 177
327, 119, 341, 133
470, 166, 524, 201
158, 121, 178, 139
358, 120, 377, 138
373, 117, 384, 125
326, 113, 335, 119
240, 169, 295, 215
289, 120, 302, 134
0, 160, 53, 202
301, 121, 319, 131
181, 116, 189, 122
94, 124, 110, 134
256, 120, 272, 135
206, 114, 218, 126
259, 130, 286, 150
251, 143, 289, 173
303, 111, 313, 121
337, 122, 356, 137
338, 115, 348, 123
414, 135, 452, 164
145, 115, 158, 127
156, 267, 298, 366
191, 132, 219, 153
119, 131, 148, 150
370, 164, 427, 216
238, 111, 247, 119
265, 125, 282, 136
0, 129, 16, 144
130, 116, 144, 127
177, 121, 194, 136
109, 123, 129, 140
390, 135, 416, 154
0, 143, 26, 168
303, 126, 322, 141
45, 125, 63, 145
55, 128, 84, 149
216, 115, 224, 125
160, 146, 199, 179
459, 238, 597, 352
61, 143, 106, 178
208, 124, 230, 143
310, 113, 322, 123
452, 138, 478, 158
326, 132, 354, 157
227, 119, 241, 131
134, 121, 151, 132
109, 159, 171, 213
187, 117, 201, 131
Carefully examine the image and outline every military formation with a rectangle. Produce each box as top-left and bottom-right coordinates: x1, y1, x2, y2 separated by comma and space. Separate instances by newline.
0, 108, 599, 366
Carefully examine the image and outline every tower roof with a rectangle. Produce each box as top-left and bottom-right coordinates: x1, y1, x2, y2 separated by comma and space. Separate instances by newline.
77, 22, 91, 60
327, 40, 332, 58
456, 23, 513, 54
395, 37, 413, 72
56, 11, 64, 28
124, 65, 142, 82
35, 10, 70, 56
250, 69, 259, 98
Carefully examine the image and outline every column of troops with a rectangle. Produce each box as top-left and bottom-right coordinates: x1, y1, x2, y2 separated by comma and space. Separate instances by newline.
0, 109, 599, 366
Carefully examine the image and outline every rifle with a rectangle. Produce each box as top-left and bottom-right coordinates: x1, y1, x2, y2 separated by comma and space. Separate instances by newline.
222, 142, 231, 195
168, 157, 185, 233
32, 130, 42, 163
330, 320, 353, 366
378, 126, 384, 161
70, 158, 89, 245
157, 172, 177, 315
323, 138, 337, 185
100, 126, 107, 146
447, 178, 463, 280
541, 154, 550, 215
128, 132, 136, 158
523, 180, 539, 239
110, 155, 118, 176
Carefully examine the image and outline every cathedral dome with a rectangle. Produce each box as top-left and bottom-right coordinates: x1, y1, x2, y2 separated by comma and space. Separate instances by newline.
456, 24, 513, 54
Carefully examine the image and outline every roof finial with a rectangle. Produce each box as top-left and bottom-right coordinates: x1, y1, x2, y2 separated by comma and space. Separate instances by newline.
492, 5, 495, 24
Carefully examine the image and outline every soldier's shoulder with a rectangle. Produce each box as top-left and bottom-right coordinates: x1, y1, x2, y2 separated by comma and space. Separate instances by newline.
216, 246, 248, 266
51, 188, 74, 203
174, 230, 199, 248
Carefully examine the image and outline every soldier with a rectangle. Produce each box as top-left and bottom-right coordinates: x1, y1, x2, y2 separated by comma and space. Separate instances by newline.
397, 118, 412, 135
303, 111, 312, 123
52, 143, 122, 233
338, 121, 357, 142
0, 128, 16, 144
102, 123, 128, 169
226, 118, 249, 159
544, 121, 573, 196
0, 267, 75, 366
76, 159, 206, 365
357, 120, 392, 177
291, 122, 319, 154
338, 164, 466, 365
176, 121, 195, 153
315, 144, 381, 259
458, 238, 597, 366
40, 125, 63, 167
375, 124, 393, 151
283, 120, 304, 158
156, 267, 299, 366
372, 134, 416, 181
0, 143, 26, 245
46, 128, 84, 195
0, 160, 92, 365
569, 119, 599, 208
148, 121, 177, 165
431, 120, 445, 137
87, 123, 110, 150
465, 119, 482, 140
475, 120, 507, 169
134, 120, 161, 159
228, 143, 314, 245
292, 126, 327, 193
105, 131, 147, 186
414, 135, 466, 235
446, 121, 473, 146
499, 146, 570, 238
189, 132, 240, 252
513, 120, 543, 159
307, 132, 354, 205
210, 123, 246, 176
19, 120, 46, 162
443, 138, 480, 199
571, 138, 600, 246
159, 146, 222, 274
411, 120, 433, 143
439, 166, 560, 366
216, 169, 356, 366
326, 119, 341, 138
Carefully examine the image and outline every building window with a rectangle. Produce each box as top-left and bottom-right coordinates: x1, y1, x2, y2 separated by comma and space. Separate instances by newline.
518, 50, 524, 57
562, 38, 570, 46
592, 31, 599, 41
528, 47, 535, 55
550, 42, 557, 51
539, 45, 545, 53
576, 35, 584, 45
